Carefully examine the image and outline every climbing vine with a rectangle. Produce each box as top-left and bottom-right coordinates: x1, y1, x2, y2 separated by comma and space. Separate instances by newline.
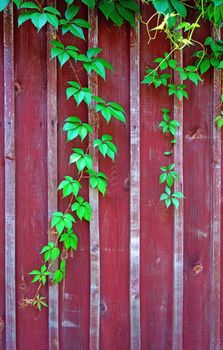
1, 0, 223, 310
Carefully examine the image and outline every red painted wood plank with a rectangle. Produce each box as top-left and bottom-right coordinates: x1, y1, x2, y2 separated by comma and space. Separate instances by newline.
210, 27, 221, 350
99, 17, 130, 350
3, 4, 16, 349
183, 20, 212, 350
140, 5, 173, 349
14, 17, 48, 350
172, 45, 184, 350
57, 3, 90, 348
88, 8, 100, 350
130, 10, 141, 350
47, 1, 59, 348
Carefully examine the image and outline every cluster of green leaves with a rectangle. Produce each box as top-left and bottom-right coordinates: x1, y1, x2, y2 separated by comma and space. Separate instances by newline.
160, 186, 184, 208
66, 0, 139, 27
63, 116, 92, 142
196, 0, 223, 28
158, 109, 184, 208
194, 37, 223, 75
52, 42, 113, 79
94, 134, 117, 160
159, 108, 180, 140
148, 0, 187, 18
142, 52, 202, 100
16, 1, 61, 31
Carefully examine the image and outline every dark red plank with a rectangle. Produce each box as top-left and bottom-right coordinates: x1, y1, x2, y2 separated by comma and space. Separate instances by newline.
15, 16, 48, 350
140, 5, 173, 349
99, 15, 131, 350
183, 19, 212, 350
57, 3, 90, 349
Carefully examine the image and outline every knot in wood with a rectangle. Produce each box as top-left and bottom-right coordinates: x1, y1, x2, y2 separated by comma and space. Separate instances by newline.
193, 263, 203, 274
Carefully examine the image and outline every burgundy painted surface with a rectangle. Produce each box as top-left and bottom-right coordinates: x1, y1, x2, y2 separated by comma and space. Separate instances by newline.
1, 4, 223, 350
140, 6, 173, 349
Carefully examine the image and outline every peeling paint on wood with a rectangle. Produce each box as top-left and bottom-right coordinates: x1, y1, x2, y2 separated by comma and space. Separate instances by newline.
4, 4, 16, 350
47, 1, 59, 348
88, 8, 100, 350
173, 46, 184, 350
210, 27, 221, 350
130, 9, 141, 350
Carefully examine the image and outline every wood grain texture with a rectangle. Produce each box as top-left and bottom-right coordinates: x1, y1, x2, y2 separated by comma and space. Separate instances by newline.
3, 4, 16, 349
210, 27, 221, 350
98, 17, 130, 350
47, 1, 59, 348
88, 8, 100, 350
140, 6, 173, 349
183, 22, 212, 349
130, 10, 141, 350
173, 46, 184, 350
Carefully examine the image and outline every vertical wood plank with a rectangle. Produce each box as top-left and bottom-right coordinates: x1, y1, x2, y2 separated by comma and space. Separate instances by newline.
3, 3, 16, 350
88, 8, 100, 350
172, 47, 184, 350
47, 1, 59, 348
210, 27, 221, 350
130, 10, 141, 350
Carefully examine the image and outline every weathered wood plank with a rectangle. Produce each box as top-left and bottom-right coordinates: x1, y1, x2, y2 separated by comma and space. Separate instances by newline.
130, 10, 141, 350
3, 3, 16, 350
210, 27, 221, 350
47, 1, 59, 348
88, 8, 100, 350
172, 47, 184, 350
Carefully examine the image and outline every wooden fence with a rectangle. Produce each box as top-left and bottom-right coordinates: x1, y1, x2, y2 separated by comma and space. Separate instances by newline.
0, 2, 223, 350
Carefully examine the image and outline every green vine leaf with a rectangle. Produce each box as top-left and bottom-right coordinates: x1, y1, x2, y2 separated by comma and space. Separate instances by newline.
93, 96, 126, 123
87, 169, 108, 195
53, 260, 66, 284
40, 242, 60, 262
94, 134, 117, 160
66, 82, 93, 106
79, 48, 113, 80
70, 148, 93, 171
159, 108, 180, 135
160, 186, 184, 208
29, 265, 50, 285
58, 176, 82, 197
51, 212, 76, 234
51, 41, 79, 67
71, 196, 92, 221
63, 116, 92, 141
59, 5, 91, 39
160, 164, 179, 187
60, 229, 78, 251
0, 0, 10, 11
